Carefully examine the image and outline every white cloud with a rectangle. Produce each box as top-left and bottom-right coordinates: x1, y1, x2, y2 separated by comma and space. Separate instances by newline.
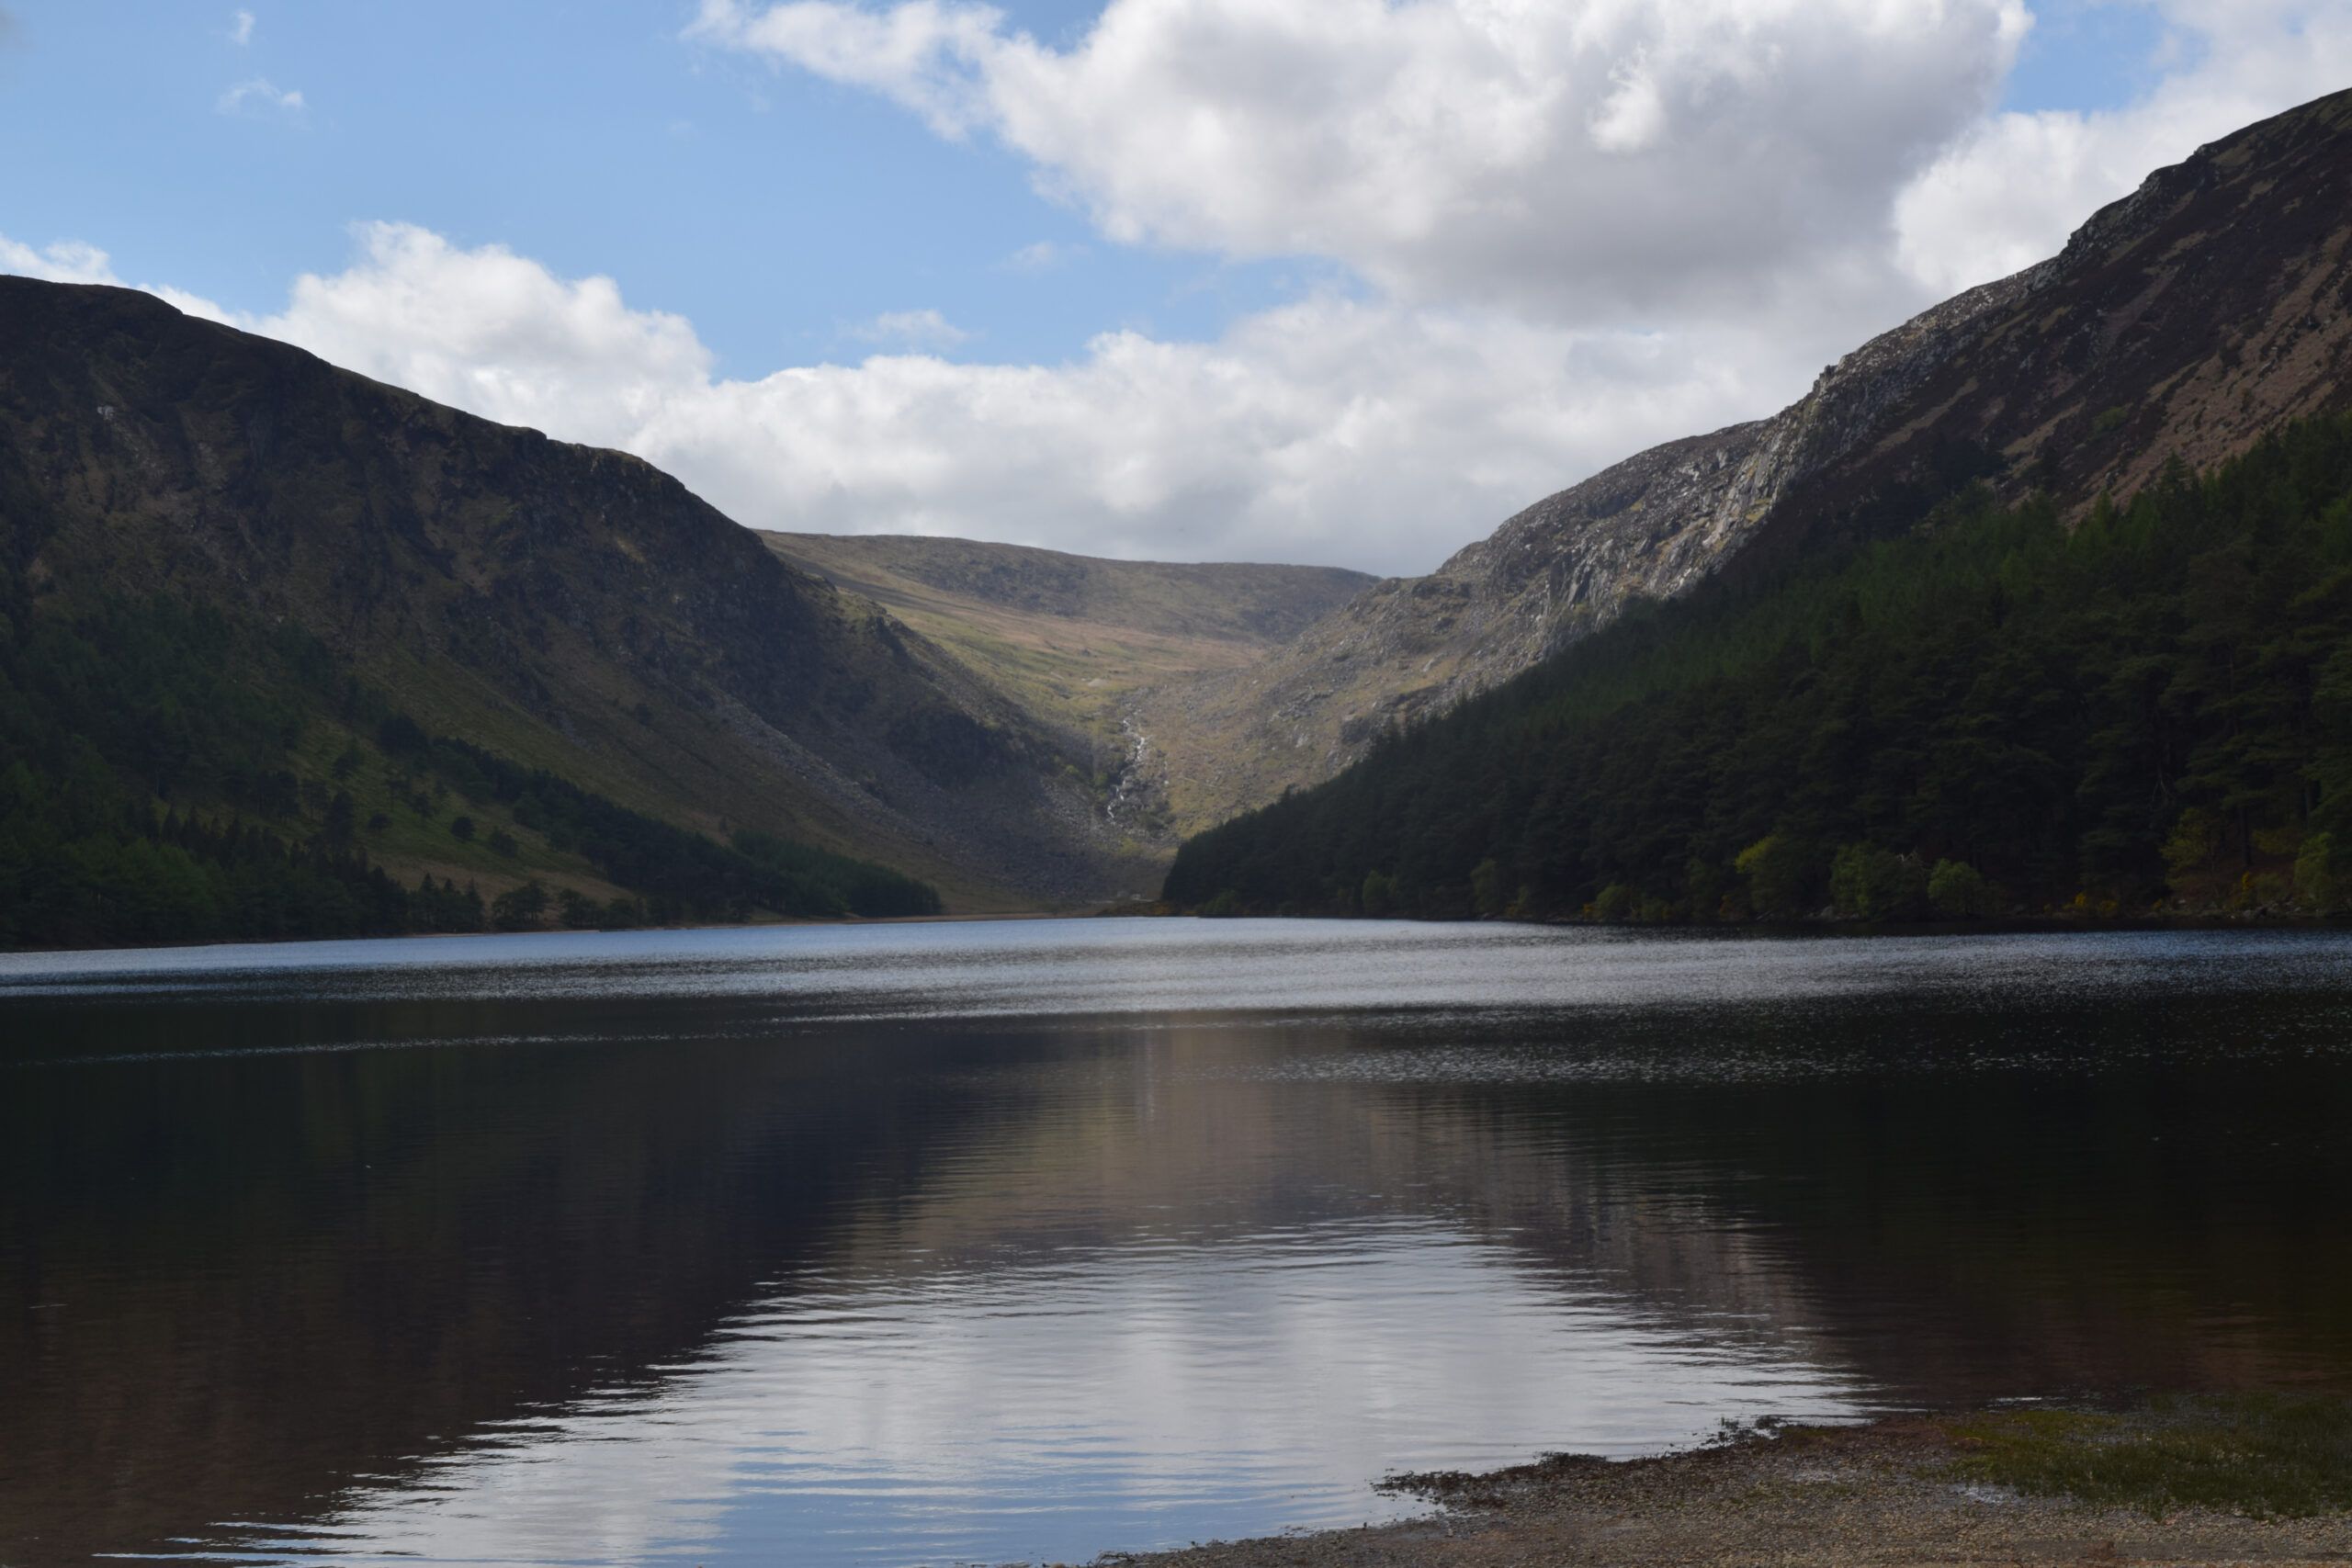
249, 223, 713, 439
849, 307, 972, 348
248, 224, 1804, 574
622, 294, 1805, 572
217, 76, 303, 115
0, 233, 234, 322
693, 0, 2031, 322
4, 221, 1816, 573
1002, 239, 1075, 273
230, 8, 254, 46
1893, 2, 2352, 294
0, 235, 119, 287
695, 0, 1010, 138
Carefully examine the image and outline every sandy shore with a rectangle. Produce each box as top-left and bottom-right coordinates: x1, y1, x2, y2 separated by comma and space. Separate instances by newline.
1074, 1406, 2352, 1567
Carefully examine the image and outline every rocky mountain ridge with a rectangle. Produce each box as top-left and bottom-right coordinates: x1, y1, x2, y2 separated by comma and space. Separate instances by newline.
1130, 87, 2352, 838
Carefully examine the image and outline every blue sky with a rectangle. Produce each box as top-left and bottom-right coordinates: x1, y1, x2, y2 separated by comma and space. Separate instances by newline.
2005, 0, 2177, 115
1, 0, 2166, 376
1, 0, 1318, 373
1, 1, 2337, 571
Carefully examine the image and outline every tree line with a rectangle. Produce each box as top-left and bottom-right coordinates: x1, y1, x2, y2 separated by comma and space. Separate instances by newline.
373, 718, 940, 920
1166, 412, 2352, 923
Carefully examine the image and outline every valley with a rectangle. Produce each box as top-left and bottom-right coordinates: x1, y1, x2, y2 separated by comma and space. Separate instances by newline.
10, 91, 2352, 941
12, 30, 2352, 1568
761, 531, 1371, 842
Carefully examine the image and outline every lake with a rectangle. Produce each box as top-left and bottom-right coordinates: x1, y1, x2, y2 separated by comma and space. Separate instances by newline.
5, 918, 2350, 1565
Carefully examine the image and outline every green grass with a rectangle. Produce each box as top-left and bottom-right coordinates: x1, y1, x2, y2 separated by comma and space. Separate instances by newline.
1942, 1394, 2352, 1517
285, 722, 616, 896
763, 531, 1362, 740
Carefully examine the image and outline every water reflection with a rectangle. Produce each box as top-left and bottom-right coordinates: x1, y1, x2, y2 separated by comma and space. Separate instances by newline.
250, 1224, 1862, 1568
3, 921, 2350, 1565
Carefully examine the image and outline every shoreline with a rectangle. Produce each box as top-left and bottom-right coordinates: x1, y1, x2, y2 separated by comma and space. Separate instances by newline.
1075, 1400, 2352, 1567
0, 906, 1083, 960
9, 905, 2352, 962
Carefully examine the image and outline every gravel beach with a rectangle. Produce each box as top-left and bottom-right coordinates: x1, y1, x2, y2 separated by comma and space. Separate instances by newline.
1074, 1407, 2352, 1568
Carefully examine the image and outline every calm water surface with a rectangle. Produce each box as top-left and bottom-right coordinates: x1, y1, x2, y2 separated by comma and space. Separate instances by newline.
4, 919, 2350, 1565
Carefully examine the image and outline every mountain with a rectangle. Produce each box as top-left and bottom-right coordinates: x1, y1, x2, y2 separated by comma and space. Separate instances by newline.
14, 88, 2351, 948
1166, 410, 2352, 919
0, 278, 1150, 943
1135, 87, 2352, 838
1164, 86, 2352, 921
760, 532, 1369, 814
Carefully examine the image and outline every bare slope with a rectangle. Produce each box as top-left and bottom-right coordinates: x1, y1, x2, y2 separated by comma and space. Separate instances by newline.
763, 531, 1372, 839
1134, 87, 2352, 837
0, 279, 1144, 910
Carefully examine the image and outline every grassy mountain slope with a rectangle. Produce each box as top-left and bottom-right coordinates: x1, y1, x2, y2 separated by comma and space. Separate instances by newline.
1166, 412, 2352, 921
1136, 87, 2352, 838
0, 592, 944, 948
0, 279, 1146, 937
763, 531, 1371, 838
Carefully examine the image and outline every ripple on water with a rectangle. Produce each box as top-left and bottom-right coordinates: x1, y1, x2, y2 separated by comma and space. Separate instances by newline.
6, 920, 2352, 1566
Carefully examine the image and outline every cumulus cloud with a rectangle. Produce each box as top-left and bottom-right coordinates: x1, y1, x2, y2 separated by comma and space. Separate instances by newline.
217, 76, 303, 115
230, 8, 254, 46
1894, 1, 2352, 294
692, 0, 2031, 322
248, 223, 713, 439
249, 225, 1806, 572
849, 307, 972, 349
0, 221, 1810, 572
619, 295, 1797, 571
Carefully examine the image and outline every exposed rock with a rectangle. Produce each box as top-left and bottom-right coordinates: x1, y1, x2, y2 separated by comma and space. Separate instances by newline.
1134, 87, 2352, 837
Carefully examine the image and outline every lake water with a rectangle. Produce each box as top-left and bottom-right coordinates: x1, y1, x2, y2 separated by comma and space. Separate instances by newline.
5, 918, 2350, 1565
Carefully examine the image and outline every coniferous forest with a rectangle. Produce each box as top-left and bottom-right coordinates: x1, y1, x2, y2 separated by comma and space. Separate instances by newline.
1165, 414, 2352, 924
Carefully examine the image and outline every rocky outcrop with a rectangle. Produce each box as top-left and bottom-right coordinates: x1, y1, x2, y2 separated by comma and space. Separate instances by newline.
1134, 87, 2352, 837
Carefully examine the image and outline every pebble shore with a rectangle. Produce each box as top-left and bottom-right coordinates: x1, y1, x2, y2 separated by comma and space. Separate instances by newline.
1070, 1411, 2352, 1568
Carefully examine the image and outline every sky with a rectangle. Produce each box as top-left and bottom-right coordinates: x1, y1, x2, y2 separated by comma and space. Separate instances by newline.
2, 1, 2348, 576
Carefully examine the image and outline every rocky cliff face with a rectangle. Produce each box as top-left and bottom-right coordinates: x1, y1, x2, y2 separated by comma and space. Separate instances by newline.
1134, 88, 2352, 838
1758, 86, 2352, 560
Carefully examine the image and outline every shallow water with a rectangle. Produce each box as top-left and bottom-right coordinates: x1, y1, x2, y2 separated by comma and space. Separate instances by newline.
4, 919, 2349, 1565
